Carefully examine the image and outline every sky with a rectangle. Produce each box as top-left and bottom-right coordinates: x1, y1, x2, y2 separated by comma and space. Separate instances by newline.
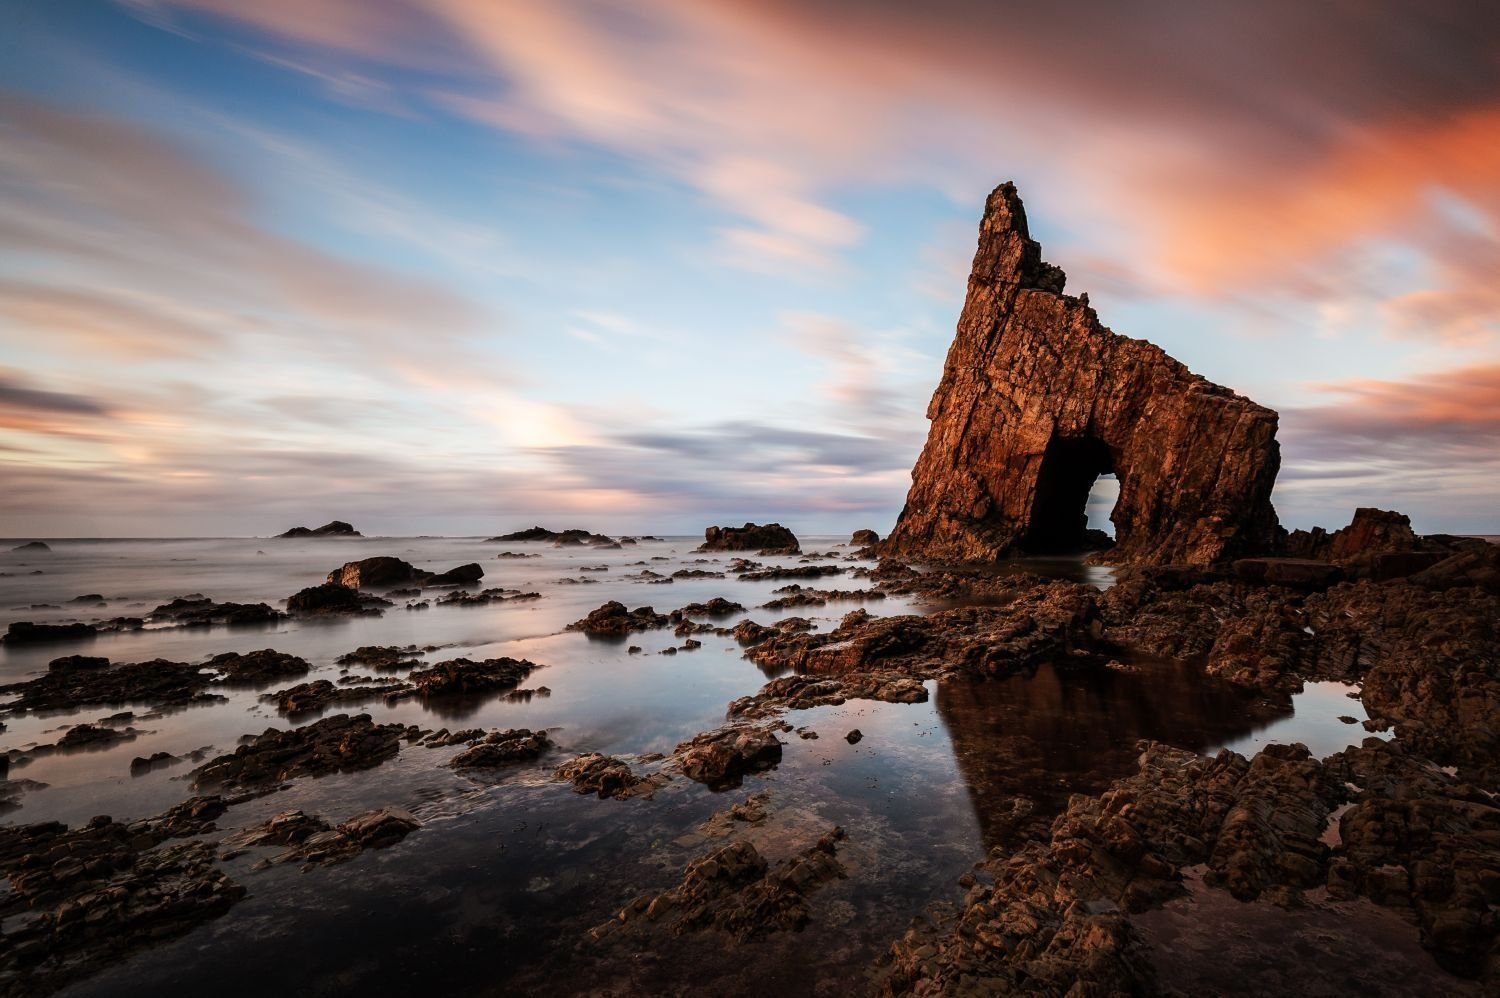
0, 1, 1497, 538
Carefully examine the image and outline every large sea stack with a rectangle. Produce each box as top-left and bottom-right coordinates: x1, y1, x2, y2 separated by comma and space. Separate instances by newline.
885, 183, 1282, 566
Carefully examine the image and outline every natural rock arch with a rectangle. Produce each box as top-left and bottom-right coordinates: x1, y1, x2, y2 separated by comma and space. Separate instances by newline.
885, 183, 1282, 566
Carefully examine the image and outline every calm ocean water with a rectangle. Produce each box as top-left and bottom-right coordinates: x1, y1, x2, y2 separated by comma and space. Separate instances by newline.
0, 535, 1380, 995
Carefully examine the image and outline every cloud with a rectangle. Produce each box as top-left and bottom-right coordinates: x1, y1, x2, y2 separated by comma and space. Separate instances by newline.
0, 90, 490, 362
0, 369, 111, 425
541, 418, 918, 525
136, 0, 1500, 314
1277, 363, 1500, 529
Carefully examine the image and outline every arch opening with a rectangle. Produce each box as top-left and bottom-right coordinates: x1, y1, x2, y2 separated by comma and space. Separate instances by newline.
1020, 435, 1118, 554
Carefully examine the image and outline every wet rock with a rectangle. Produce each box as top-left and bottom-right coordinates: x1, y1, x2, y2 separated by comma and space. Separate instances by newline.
593, 829, 846, 943
555, 752, 667, 800
736, 564, 845, 582
48, 654, 110, 671
697, 523, 800, 555
759, 585, 886, 609
69, 594, 105, 604
0, 658, 222, 715
403, 656, 543, 697
851, 529, 881, 547
434, 587, 541, 607
1, 620, 97, 645
671, 568, 725, 579
669, 597, 745, 621
728, 673, 928, 718
0, 806, 244, 995
286, 582, 388, 616
56, 723, 140, 750
336, 645, 428, 671
878, 740, 1347, 995
325, 556, 420, 589
226, 807, 419, 871
1323, 738, 1500, 978
208, 649, 310, 686
11, 540, 50, 552
148, 596, 284, 627
276, 520, 360, 538
448, 728, 551, 769
672, 725, 783, 790
884, 182, 1281, 567
423, 562, 484, 586
567, 601, 669, 637
192, 713, 407, 789
261, 679, 407, 715
844, 729, 863, 745
129, 751, 180, 775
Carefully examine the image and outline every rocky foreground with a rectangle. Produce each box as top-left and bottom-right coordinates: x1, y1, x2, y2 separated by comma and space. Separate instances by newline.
0, 522, 1493, 995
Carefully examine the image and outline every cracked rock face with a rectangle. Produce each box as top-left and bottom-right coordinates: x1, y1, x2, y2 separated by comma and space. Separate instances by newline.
885, 182, 1282, 567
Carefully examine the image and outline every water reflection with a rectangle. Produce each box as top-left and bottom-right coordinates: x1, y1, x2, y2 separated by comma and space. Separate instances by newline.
934, 658, 1287, 847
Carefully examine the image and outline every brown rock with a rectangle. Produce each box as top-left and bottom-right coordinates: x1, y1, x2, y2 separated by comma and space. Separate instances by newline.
697, 523, 800, 554
567, 601, 669, 637
884, 182, 1281, 566
325, 556, 421, 589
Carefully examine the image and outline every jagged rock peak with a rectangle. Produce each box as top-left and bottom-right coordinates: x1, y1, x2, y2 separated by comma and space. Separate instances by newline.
884, 182, 1282, 567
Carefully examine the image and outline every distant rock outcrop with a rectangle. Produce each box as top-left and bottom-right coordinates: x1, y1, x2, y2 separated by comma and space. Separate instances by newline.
487, 527, 613, 545
276, 520, 360, 538
697, 523, 800, 555
885, 182, 1282, 566
11, 541, 50, 552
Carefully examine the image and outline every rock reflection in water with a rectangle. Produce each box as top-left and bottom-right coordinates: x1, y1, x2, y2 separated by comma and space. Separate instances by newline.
935, 657, 1286, 847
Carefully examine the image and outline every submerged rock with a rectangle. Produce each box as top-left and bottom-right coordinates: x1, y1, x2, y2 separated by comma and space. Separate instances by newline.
0, 817, 244, 995
884, 182, 1281, 566
208, 649, 310, 686
592, 828, 846, 943
448, 728, 551, 769
404, 657, 543, 697
224, 807, 419, 871
0, 659, 223, 714
148, 596, 283, 627
286, 583, 389, 616
556, 752, 667, 800
2, 621, 97, 645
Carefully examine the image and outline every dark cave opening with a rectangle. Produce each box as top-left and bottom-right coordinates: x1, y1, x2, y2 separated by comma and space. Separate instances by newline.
1021, 435, 1118, 554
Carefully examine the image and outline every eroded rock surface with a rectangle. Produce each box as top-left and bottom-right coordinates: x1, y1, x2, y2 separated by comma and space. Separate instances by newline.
568, 601, 669, 637
192, 713, 410, 789
884, 182, 1281, 566
697, 523, 800, 555
592, 829, 846, 943
0, 659, 222, 715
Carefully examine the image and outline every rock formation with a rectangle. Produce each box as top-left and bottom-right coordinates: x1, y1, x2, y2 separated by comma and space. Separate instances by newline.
697, 523, 800, 554
276, 520, 360, 538
885, 182, 1282, 566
